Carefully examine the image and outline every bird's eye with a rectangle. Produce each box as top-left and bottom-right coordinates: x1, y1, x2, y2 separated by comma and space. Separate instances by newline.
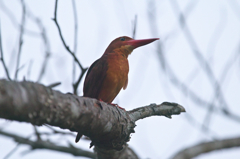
120, 37, 125, 41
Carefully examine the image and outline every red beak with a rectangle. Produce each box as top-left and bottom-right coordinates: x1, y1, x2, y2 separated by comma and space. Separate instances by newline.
127, 38, 159, 49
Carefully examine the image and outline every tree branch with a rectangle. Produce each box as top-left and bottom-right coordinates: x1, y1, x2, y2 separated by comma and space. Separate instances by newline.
71, 0, 78, 84
52, 0, 88, 95
15, 0, 26, 80
0, 79, 185, 158
0, 129, 96, 158
128, 103, 185, 122
132, 15, 137, 39
171, 136, 240, 159
0, 20, 11, 81
170, 0, 230, 112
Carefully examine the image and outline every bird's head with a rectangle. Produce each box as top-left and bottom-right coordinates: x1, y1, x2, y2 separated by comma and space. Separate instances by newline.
104, 36, 159, 58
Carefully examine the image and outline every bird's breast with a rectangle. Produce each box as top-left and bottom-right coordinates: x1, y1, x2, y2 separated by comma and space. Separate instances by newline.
98, 53, 129, 102
106, 54, 129, 83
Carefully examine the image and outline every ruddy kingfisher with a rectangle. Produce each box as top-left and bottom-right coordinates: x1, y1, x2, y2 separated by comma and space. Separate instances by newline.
75, 36, 159, 143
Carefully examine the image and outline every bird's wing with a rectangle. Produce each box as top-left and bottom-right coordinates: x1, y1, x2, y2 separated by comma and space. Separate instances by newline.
83, 58, 108, 99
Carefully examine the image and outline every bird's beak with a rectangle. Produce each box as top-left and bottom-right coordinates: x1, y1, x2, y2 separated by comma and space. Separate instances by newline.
127, 38, 159, 49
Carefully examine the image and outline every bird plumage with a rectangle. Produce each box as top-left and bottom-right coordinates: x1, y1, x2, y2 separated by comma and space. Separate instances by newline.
75, 36, 158, 143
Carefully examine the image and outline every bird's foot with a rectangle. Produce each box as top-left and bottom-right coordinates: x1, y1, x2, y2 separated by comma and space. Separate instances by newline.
110, 103, 125, 110
99, 99, 125, 110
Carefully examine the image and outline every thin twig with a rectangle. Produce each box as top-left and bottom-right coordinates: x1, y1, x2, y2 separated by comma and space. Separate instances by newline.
52, 0, 88, 95
132, 15, 137, 39
15, 63, 26, 78
72, 0, 78, 83
35, 18, 51, 82
15, 0, 26, 80
0, 0, 39, 36
23, 4, 51, 82
47, 82, 61, 88
33, 126, 41, 140
0, 20, 11, 80
52, 0, 83, 70
44, 125, 76, 137
148, 0, 240, 134
170, 0, 240, 124
3, 143, 21, 159
200, 9, 228, 130
0, 129, 96, 158
170, 0, 229, 112
27, 59, 33, 80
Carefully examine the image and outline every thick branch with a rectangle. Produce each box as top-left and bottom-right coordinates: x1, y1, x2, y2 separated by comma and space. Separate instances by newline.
0, 79, 185, 157
171, 136, 240, 159
0, 129, 96, 158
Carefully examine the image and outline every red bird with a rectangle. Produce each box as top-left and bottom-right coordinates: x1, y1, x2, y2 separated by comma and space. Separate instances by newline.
75, 36, 158, 143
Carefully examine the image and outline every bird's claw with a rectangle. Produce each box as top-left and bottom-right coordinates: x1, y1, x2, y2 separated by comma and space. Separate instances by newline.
99, 99, 125, 110
110, 103, 125, 110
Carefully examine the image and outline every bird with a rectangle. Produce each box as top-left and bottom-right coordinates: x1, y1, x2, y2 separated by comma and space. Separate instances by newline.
75, 36, 159, 143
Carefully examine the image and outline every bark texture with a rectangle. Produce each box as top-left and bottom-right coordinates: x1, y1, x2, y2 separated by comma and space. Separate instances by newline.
0, 79, 185, 158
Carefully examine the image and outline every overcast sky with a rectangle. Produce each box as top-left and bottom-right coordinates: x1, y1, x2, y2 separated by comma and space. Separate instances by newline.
1, 0, 240, 158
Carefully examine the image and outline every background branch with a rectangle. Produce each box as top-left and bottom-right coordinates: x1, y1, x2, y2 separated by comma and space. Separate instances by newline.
52, 0, 88, 95
171, 136, 240, 159
132, 15, 137, 39
71, 0, 78, 84
0, 21, 11, 81
14, 0, 26, 80
0, 129, 96, 158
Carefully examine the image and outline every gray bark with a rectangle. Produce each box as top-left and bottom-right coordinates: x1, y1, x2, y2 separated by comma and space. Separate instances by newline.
0, 79, 185, 158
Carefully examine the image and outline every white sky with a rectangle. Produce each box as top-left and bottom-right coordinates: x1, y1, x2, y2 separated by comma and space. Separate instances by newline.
0, 0, 240, 158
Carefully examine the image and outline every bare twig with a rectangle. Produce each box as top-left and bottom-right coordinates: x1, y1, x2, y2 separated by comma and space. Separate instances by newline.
170, 0, 229, 112
27, 59, 33, 80
52, 0, 88, 95
23, 4, 51, 82
14, 0, 26, 80
0, 129, 96, 158
169, 0, 240, 126
128, 102, 185, 122
15, 63, 26, 78
148, 0, 240, 137
35, 19, 51, 82
47, 82, 61, 88
3, 143, 21, 159
132, 15, 137, 39
72, 0, 78, 83
44, 125, 76, 137
191, 9, 228, 131
184, 113, 218, 139
0, 20, 11, 80
0, 0, 39, 36
171, 136, 240, 159
52, 0, 83, 70
33, 126, 41, 141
